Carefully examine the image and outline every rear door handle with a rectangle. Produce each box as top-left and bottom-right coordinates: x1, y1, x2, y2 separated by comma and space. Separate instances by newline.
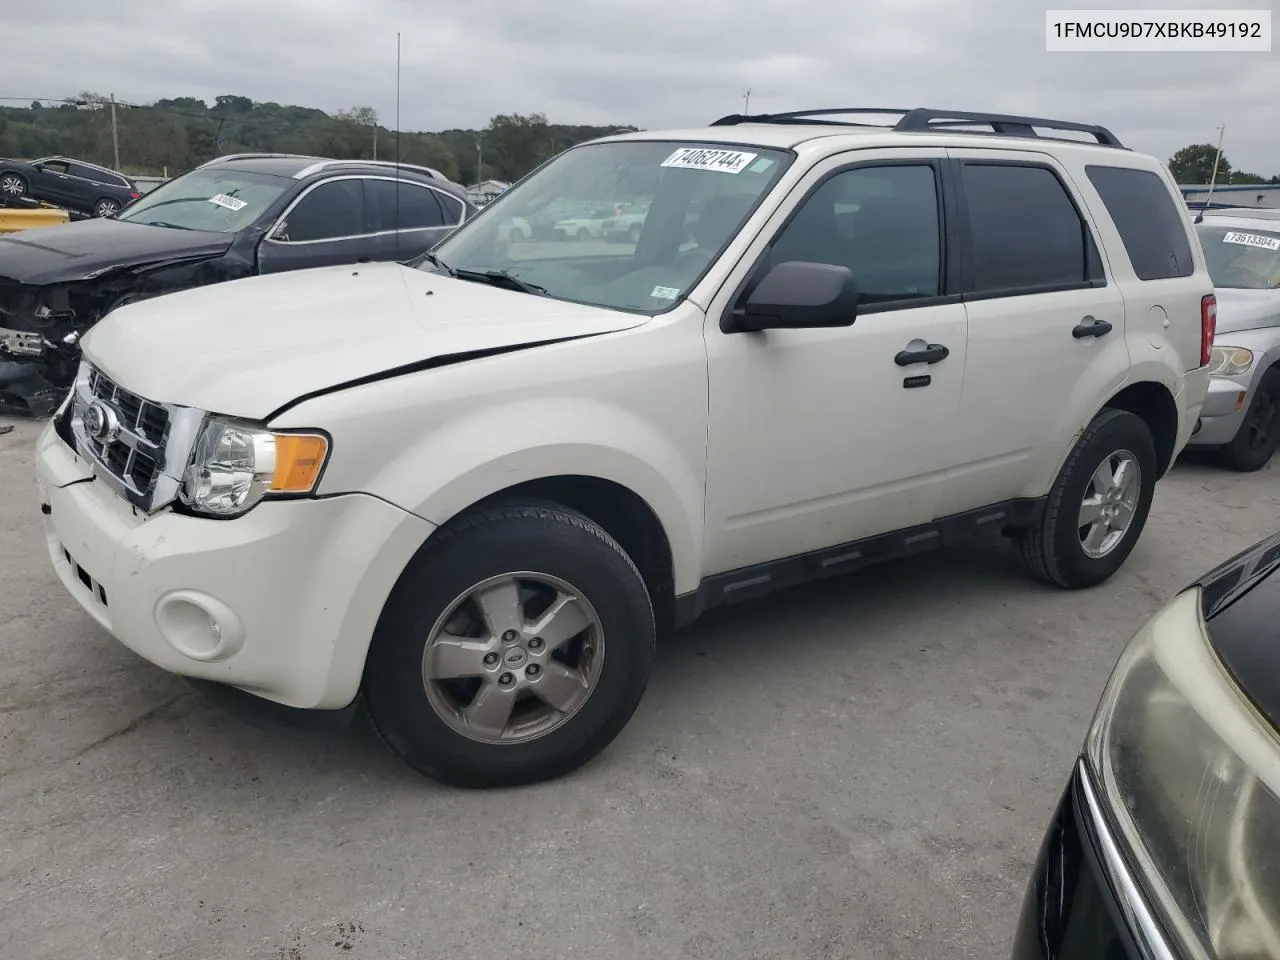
895, 343, 949, 366
1072, 317, 1113, 339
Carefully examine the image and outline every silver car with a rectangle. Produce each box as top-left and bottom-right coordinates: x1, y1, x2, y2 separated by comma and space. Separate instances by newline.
1189, 208, 1280, 470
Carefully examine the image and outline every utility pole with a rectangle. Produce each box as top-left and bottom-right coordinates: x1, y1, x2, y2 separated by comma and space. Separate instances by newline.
373, 124, 377, 161
743, 89, 751, 114
109, 93, 120, 170
476, 137, 483, 185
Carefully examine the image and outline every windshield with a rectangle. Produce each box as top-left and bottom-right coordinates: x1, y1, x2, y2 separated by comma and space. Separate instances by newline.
117, 169, 291, 233
427, 140, 793, 312
1197, 224, 1280, 289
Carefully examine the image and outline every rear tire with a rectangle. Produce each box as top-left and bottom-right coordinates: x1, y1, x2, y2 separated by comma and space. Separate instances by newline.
1018, 408, 1157, 589
1217, 369, 1280, 472
93, 198, 120, 218
365, 500, 655, 788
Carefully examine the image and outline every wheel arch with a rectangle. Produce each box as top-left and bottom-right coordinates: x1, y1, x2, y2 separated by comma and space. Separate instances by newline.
452, 475, 678, 633
1102, 379, 1179, 477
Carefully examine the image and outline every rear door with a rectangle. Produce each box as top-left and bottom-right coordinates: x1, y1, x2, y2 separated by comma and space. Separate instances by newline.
67, 163, 115, 213
362, 177, 461, 261
256, 177, 371, 274
934, 149, 1130, 516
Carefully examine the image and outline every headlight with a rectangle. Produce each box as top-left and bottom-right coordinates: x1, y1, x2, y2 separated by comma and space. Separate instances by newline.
1086, 589, 1280, 960
1207, 346, 1254, 378
178, 417, 329, 518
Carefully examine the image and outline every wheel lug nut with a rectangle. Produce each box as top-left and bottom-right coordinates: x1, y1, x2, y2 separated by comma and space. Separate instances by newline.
528, 637, 544, 650
498, 672, 514, 686
502, 630, 518, 642
483, 652, 499, 666
526, 664, 541, 678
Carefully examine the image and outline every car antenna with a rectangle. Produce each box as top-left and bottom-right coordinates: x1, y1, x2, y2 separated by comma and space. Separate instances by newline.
1194, 122, 1225, 225
394, 30, 402, 259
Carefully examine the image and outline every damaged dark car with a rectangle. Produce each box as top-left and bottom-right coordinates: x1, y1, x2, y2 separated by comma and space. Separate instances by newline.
0, 153, 475, 415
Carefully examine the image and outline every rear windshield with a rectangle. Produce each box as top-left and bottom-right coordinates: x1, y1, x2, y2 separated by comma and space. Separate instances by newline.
117, 169, 290, 233
1197, 225, 1280, 289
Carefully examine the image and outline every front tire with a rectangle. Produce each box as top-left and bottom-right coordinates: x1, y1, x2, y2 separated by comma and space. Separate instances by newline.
365, 501, 655, 788
1217, 369, 1280, 472
0, 173, 26, 201
1018, 408, 1157, 589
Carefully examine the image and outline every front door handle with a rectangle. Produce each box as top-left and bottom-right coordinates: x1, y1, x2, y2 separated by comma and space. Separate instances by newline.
895, 343, 950, 366
1072, 317, 1114, 339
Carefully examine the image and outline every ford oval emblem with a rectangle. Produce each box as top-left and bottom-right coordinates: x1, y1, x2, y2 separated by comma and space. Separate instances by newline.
84, 401, 119, 442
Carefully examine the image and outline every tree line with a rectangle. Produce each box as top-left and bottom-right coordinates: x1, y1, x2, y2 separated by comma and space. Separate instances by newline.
1168, 143, 1280, 185
2, 95, 1275, 189
0, 92, 638, 184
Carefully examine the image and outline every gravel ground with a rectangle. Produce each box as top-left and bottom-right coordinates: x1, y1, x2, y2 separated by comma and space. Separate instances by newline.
1, 412, 1276, 960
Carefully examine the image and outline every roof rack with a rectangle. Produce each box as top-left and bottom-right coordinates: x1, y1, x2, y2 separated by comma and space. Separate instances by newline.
291, 159, 448, 181
198, 153, 320, 168
709, 107, 1126, 148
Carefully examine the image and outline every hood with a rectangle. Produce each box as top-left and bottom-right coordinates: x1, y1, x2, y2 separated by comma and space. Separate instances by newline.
1214, 287, 1280, 336
1194, 529, 1280, 736
0, 217, 233, 285
81, 261, 649, 419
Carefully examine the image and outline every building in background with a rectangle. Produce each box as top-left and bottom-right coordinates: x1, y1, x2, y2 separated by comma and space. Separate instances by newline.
1180, 183, 1280, 210
466, 180, 510, 206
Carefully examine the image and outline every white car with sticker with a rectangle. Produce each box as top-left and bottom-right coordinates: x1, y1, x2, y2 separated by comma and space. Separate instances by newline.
34, 107, 1213, 788
1186, 207, 1280, 470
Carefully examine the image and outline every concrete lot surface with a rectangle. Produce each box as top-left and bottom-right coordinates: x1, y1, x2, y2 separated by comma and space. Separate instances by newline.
2, 413, 1277, 960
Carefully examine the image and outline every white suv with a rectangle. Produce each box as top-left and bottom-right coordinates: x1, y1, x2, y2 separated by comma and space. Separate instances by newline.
33, 108, 1214, 787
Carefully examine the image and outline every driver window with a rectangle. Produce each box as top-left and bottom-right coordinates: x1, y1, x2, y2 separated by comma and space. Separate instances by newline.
273, 179, 365, 243
38, 160, 71, 174
769, 165, 941, 305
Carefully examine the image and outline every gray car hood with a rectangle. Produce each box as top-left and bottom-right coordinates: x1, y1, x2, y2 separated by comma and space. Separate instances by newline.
1214, 287, 1280, 335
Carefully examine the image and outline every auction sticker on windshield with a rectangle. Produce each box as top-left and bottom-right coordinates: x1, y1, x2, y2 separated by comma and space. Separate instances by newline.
661, 148, 758, 174
1223, 231, 1280, 251
209, 193, 248, 212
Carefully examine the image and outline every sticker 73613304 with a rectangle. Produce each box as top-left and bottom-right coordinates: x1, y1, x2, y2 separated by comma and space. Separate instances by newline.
1223, 231, 1280, 252
660, 148, 758, 175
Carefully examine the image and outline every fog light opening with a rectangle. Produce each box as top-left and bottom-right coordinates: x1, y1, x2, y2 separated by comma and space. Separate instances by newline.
155, 591, 246, 662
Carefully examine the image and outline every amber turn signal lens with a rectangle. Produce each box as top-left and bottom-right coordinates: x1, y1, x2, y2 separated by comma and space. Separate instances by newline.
269, 434, 329, 493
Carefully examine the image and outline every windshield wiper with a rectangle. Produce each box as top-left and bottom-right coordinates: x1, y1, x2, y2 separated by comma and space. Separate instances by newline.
145, 220, 193, 230
453, 268, 548, 296
419, 251, 455, 276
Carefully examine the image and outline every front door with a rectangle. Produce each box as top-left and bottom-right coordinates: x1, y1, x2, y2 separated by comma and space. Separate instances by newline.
31, 159, 74, 205
701, 150, 968, 576
256, 177, 373, 274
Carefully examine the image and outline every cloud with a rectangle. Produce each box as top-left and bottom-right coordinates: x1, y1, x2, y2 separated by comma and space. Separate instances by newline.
3, 0, 1277, 171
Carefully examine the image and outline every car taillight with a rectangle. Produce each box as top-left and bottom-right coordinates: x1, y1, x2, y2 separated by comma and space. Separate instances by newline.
1201, 294, 1217, 367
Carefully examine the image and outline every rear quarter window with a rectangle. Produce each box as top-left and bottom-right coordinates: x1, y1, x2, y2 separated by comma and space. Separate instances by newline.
1085, 166, 1195, 281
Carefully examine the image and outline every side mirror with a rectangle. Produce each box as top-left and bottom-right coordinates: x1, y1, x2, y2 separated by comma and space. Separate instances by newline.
731, 260, 858, 332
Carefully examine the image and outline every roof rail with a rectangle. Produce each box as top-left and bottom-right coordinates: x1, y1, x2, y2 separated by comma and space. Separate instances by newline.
198, 153, 319, 169
291, 158, 449, 181
709, 107, 1126, 148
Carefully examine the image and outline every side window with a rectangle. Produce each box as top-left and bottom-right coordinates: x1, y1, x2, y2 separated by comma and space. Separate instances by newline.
38, 160, 70, 175
769, 164, 941, 305
363, 179, 447, 232
1086, 165, 1195, 280
436, 192, 465, 224
961, 163, 1097, 293
274, 179, 365, 242
69, 163, 108, 183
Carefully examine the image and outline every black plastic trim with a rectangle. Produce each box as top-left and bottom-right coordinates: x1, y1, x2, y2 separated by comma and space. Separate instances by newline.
708, 107, 1126, 149
673, 496, 1047, 627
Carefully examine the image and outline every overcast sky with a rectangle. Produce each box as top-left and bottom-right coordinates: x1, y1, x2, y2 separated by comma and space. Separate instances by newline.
4, 0, 1278, 172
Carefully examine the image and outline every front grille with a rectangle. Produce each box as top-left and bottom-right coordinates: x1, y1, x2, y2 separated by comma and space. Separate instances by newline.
79, 367, 169, 494
68, 363, 204, 513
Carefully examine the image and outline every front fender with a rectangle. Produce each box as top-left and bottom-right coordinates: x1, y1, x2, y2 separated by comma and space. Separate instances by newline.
311, 395, 706, 595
